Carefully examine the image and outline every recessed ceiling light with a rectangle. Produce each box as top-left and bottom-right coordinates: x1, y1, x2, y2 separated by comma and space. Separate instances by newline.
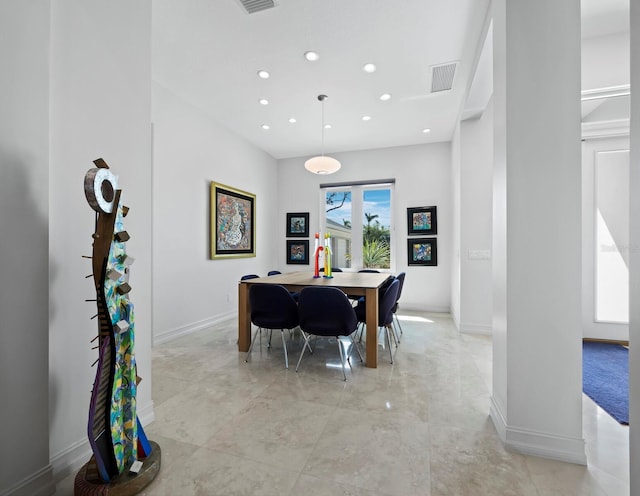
422, 128, 431, 133
379, 93, 392, 101
362, 115, 371, 121
257, 70, 270, 79
288, 118, 297, 124
324, 124, 332, 129
259, 99, 269, 105
304, 51, 319, 61
363, 63, 377, 73
261, 124, 270, 130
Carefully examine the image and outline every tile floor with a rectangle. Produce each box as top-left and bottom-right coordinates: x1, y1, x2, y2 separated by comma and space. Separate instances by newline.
57, 311, 629, 495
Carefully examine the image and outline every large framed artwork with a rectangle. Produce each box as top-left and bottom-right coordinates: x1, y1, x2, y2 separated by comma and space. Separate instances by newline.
407, 237, 438, 266
286, 240, 309, 265
286, 212, 309, 237
210, 182, 256, 259
407, 206, 437, 235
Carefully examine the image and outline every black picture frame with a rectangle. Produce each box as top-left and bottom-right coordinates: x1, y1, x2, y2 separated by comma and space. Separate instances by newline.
286, 212, 310, 237
407, 206, 437, 235
286, 240, 309, 265
407, 237, 438, 266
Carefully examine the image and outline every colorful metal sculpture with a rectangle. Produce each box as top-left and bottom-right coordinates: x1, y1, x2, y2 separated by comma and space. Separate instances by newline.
313, 232, 323, 278
77, 158, 159, 493
323, 232, 333, 278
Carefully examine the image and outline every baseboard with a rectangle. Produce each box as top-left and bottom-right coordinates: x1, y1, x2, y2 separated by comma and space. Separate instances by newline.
138, 400, 156, 427
153, 311, 236, 345
50, 437, 92, 487
489, 395, 508, 441
459, 322, 492, 335
490, 396, 587, 465
0, 463, 54, 496
401, 304, 451, 314
451, 310, 460, 330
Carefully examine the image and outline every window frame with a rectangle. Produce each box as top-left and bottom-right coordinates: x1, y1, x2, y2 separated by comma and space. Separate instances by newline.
319, 180, 395, 272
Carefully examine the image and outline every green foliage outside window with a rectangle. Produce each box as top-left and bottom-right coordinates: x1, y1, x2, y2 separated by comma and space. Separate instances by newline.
363, 212, 390, 268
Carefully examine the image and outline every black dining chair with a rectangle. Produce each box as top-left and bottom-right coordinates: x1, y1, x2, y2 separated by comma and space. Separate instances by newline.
355, 278, 400, 364
245, 284, 299, 369
240, 274, 260, 280
358, 269, 380, 273
391, 272, 406, 342
295, 286, 363, 381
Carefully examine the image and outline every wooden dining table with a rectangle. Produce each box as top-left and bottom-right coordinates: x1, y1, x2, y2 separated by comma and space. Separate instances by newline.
238, 271, 392, 368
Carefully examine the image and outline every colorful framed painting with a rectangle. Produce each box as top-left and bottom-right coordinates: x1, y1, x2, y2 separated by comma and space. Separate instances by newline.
210, 182, 256, 259
407, 237, 438, 266
286, 212, 309, 238
407, 206, 437, 235
286, 240, 309, 265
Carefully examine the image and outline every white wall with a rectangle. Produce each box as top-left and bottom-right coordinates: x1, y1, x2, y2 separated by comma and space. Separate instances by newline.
458, 99, 493, 334
0, 3, 153, 495
491, 0, 585, 464
277, 142, 452, 313
48, 0, 153, 488
151, 84, 278, 343
582, 32, 630, 91
0, 2, 52, 495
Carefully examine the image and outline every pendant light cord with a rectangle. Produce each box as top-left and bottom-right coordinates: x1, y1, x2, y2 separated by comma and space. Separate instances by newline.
320, 95, 326, 156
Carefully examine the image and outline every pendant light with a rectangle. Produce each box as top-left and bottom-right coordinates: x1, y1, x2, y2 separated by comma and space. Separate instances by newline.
304, 94, 341, 174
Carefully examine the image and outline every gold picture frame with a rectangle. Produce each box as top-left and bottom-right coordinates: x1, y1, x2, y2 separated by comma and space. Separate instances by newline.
210, 182, 256, 259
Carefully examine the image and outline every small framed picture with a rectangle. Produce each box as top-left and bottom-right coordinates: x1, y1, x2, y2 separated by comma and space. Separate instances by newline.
286, 240, 309, 265
407, 237, 437, 266
407, 206, 437, 235
286, 212, 310, 237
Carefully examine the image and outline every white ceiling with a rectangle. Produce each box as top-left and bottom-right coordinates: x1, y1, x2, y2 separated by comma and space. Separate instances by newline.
153, 0, 629, 160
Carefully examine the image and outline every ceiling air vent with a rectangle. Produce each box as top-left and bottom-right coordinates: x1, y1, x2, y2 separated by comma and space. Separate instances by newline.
236, 0, 278, 14
430, 62, 457, 93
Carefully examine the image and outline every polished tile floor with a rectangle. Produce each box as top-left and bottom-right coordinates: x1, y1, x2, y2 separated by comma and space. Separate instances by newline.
57, 311, 629, 495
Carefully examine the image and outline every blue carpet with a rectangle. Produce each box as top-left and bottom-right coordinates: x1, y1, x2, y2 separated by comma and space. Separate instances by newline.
582, 341, 628, 425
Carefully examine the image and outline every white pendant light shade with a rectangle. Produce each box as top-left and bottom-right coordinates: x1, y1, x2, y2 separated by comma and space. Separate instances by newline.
305, 94, 342, 175
304, 155, 341, 174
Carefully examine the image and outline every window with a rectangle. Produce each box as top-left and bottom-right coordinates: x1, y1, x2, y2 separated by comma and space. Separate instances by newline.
320, 181, 394, 270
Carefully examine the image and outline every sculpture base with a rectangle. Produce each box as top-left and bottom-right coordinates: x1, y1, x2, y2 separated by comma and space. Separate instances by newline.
74, 441, 161, 496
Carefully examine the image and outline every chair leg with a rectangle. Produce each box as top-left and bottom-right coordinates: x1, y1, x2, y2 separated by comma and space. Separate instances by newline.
393, 313, 404, 339
349, 334, 364, 362
337, 339, 347, 381
281, 329, 289, 369
244, 326, 262, 362
385, 325, 393, 364
388, 322, 399, 347
295, 331, 313, 372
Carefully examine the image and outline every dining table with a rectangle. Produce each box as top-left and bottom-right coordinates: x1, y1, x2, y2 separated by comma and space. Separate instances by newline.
238, 270, 392, 368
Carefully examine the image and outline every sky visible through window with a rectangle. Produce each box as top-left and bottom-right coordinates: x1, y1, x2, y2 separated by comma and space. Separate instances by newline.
363, 189, 391, 227
325, 189, 390, 228
325, 191, 351, 227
